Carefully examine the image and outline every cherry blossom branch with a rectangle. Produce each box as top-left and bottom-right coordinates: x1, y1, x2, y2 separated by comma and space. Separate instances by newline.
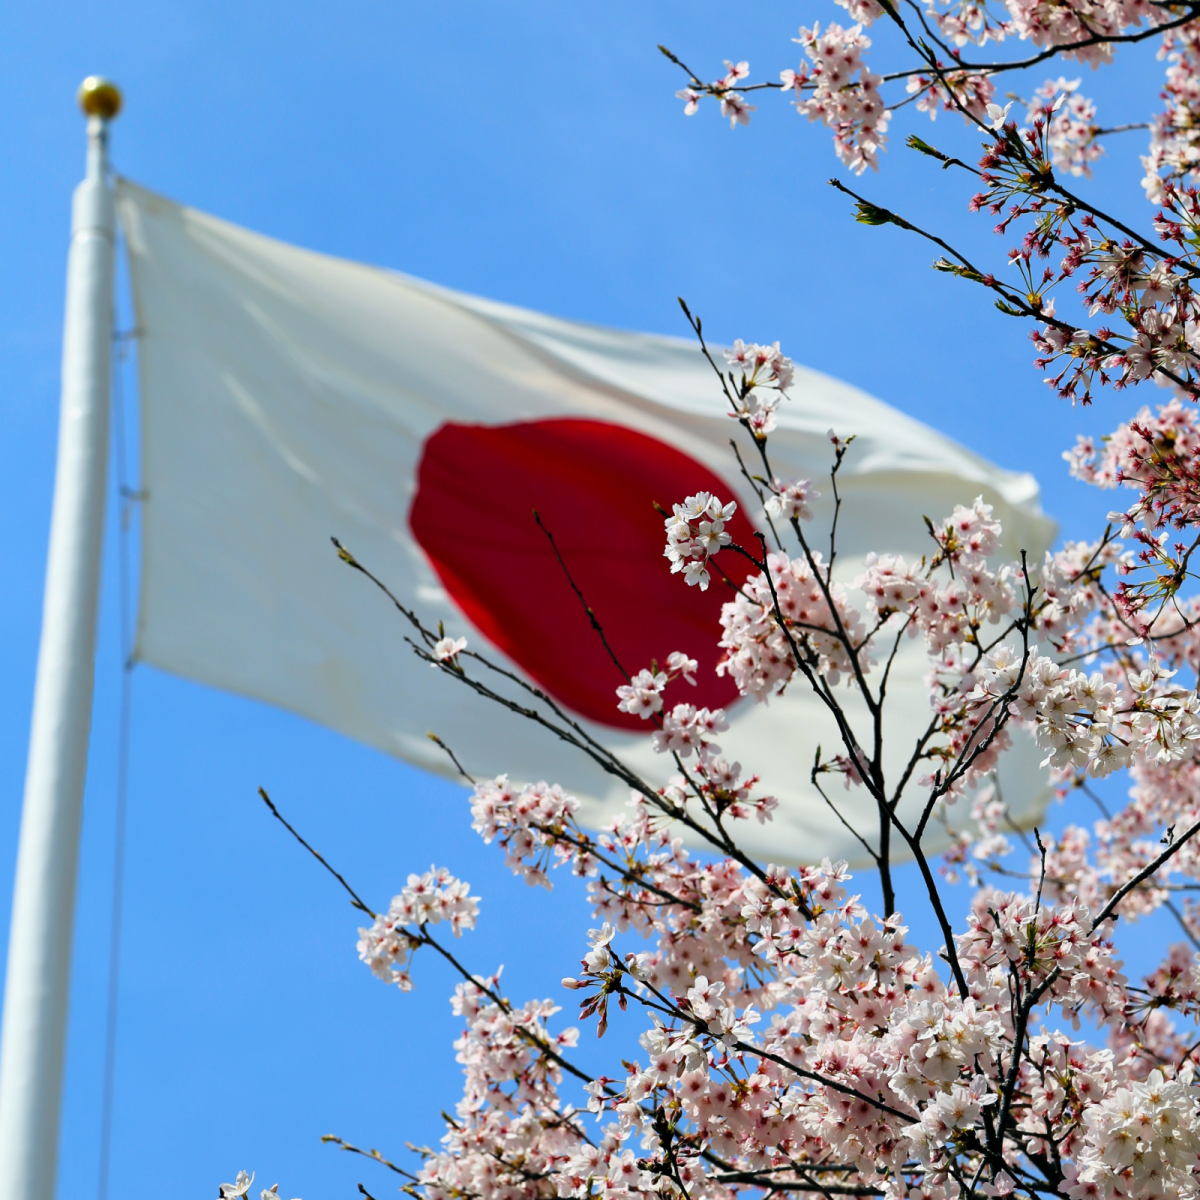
901, 97, 1198, 289
825, 432, 851, 574
728, 533, 884, 793
950, 6, 1200, 73
416, 636, 797, 897
990, 952, 1081, 1164
708, 1167, 884, 1195
426, 729, 705, 913
664, 5, 1200, 98
677, 308, 885, 733
811, 752, 880, 864
427, 732, 477, 785
899, 0, 962, 69
320, 1136, 419, 1182
880, 806, 974, 997
917, 560, 1037, 836
334, 536, 800, 904
1163, 897, 1200, 950
1093, 122, 1151, 136
418, 931, 600, 1095
604, 962, 920, 1123
534, 510, 633, 684
875, 616, 914, 705
1090, 814, 1200, 929
827, 179, 1198, 396
527, 818, 704, 912
724, 427, 1038, 947
728, 438, 786, 552
256, 788, 613, 1123
257, 787, 375, 917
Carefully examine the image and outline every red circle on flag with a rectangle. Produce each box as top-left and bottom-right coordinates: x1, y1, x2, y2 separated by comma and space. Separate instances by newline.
409, 418, 760, 731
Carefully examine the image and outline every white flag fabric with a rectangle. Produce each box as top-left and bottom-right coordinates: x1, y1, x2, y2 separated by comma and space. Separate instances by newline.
116, 178, 1058, 866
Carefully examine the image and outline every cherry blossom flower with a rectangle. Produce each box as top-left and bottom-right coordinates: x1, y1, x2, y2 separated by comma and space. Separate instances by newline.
433, 635, 466, 663
664, 651, 699, 684
616, 667, 668, 719
765, 476, 818, 522
219, 1173, 254, 1199
987, 100, 1014, 129
720, 91, 755, 128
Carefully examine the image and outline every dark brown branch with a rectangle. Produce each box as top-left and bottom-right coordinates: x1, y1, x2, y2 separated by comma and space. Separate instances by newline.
427, 732, 477, 785
321, 1136, 419, 1181
534, 510, 632, 683
1092, 815, 1200, 929
828, 179, 1196, 395
257, 788, 376, 917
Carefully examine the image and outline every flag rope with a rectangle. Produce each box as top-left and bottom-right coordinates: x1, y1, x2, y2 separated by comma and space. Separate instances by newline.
96, 269, 138, 1200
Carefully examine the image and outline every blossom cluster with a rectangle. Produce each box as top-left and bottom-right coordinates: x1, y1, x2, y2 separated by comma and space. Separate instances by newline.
971, 641, 1200, 776
1023, 78, 1103, 178
552, 859, 1175, 1200
415, 974, 586, 1200
662, 492, 737, 590
921, 0, 1012, 48
722, 339, 794, 436
789, 23, 890, 174
676, 59, 755, 128
1143, 23, 1200, 201
1065, 399, 1200, 532
907, 67, 995, 126
764, 475, 818, 522
719, 548, 867, 696
356, 867, 479, 990
1075, 1068, 1200, 1197
615, 651, 699, 720
856, 498, 1016, 654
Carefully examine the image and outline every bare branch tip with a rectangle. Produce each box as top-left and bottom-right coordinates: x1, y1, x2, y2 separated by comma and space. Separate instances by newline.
330, 536, 358, 567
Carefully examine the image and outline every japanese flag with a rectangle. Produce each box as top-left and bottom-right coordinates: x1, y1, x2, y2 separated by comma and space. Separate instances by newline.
116, 179, 1057, 866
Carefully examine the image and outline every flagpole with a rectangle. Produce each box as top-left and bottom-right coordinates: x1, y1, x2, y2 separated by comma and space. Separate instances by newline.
0, 78, 121, 1200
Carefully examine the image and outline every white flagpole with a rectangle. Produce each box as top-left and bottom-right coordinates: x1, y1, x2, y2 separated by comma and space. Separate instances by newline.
0, 78, 121, 1200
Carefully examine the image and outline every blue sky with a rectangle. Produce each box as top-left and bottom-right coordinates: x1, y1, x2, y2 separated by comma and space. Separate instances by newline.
0, 3, 1185, 1197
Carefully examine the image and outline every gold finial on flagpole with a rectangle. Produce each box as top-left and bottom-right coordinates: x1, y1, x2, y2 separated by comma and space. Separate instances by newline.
77, 77, 122, 120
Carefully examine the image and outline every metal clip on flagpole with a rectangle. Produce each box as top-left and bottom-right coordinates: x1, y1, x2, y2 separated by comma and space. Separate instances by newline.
0, 77, 121, 1200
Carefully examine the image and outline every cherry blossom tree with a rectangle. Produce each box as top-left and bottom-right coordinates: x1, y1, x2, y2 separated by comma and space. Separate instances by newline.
231, 7, 1200, 1199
